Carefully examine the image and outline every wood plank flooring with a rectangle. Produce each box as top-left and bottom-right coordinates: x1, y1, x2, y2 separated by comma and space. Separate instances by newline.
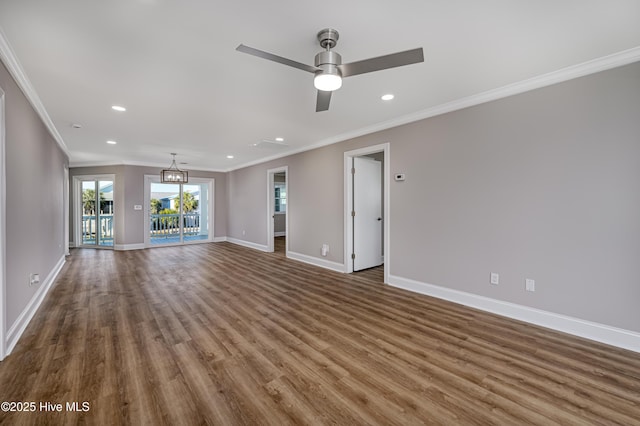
1, 242, 639, 425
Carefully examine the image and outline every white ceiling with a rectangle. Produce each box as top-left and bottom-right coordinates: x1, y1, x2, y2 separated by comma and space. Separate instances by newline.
0, 0, 639, 171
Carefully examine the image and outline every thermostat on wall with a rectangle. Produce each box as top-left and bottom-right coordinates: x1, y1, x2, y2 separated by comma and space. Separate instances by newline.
394, 173, 406, 181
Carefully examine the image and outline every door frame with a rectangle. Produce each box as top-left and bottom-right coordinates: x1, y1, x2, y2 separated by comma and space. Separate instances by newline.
64, 165, 70, 255
344, 143, 390, 283
0, 86, 6, 360
266, 166, 288, 253
72, 174, 116, 249
143, 175, 215, 247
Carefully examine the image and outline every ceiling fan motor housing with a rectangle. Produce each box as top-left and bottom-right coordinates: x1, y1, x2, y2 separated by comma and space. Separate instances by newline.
315, 29, 342, 79
315, 50, 341, 66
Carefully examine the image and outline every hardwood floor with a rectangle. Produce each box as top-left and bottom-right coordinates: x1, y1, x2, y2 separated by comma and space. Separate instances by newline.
1, 242, 639, 425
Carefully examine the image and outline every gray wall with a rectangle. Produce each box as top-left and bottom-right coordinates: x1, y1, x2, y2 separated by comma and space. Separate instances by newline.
69, 165, 227, 246
227, 62, 640, 333
0, 60, 68, 328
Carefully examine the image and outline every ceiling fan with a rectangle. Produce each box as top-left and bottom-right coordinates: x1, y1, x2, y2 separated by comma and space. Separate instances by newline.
236, 28, 424, 112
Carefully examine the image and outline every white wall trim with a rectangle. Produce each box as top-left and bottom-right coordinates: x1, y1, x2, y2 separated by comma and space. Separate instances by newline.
274, 232, 286, 237
0, 86, 6, 360
63, 165, 70, 256
0, 28, 69, 156
213, 236, 227, 243
114, 243, 145, 251
227, 237, 269, 252
287, 251, 345, 274
5, 255, 66, 357
388, 274, 640, 354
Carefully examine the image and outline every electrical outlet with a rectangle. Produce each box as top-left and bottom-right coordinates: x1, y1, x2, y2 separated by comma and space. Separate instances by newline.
525, 279, 535, 292
490, 272, 499, 285
242, 230, 246, 236
321, 244, 329, 257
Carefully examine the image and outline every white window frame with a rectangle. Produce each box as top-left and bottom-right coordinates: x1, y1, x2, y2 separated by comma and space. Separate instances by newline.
143, 175, 214, 248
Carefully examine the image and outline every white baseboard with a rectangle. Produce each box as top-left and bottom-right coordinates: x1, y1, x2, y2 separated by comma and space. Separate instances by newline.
227, 237, 269, 252
287, 251, 345, 273
5, 255, 66, 357
114, 243, 145, 251
387, 274, 640, 354
274, 232, 286, 237
116, 239, 228, 249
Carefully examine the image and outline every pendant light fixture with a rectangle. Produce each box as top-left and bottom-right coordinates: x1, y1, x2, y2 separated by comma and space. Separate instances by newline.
161, 153, 188, 183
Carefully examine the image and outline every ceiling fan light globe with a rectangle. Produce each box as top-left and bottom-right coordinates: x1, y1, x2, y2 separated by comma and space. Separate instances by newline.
314, 73, 342, 91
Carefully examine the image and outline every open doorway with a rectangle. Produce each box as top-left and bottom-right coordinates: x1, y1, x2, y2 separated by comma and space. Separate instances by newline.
267, 166, 288, 255
344, 144, 390, 284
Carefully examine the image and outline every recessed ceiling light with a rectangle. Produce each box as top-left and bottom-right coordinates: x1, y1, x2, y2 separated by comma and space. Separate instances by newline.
275, 137, 284, 142
111, 105, 126, 112
381, 94, 395, 101
106, 140, 117, 145
226, 155, 234, 159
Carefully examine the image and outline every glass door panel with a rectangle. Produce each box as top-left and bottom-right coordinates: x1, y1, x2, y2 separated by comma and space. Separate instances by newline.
81, 181, 97, 245
183, 184, 209, 242
147, 179, 211, 246
150, 182, 182, 245
98, 180, 114, 247
80, 179, 114, 247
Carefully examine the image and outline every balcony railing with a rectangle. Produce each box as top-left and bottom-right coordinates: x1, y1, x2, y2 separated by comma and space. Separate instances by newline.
150, 213, 201, 238
82, 214, 114, 245
82, 213, 204, 245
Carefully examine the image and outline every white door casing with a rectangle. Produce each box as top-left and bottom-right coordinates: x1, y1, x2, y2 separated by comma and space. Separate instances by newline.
143, 175, 214, 248
344, 143, 389, 282
266, 166, 288, 253
353, 157, 383, 271
73, 174, 115, 248
0, 87, 6, 360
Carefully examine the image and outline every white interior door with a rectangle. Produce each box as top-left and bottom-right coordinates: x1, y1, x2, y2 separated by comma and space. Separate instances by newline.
353, 157, 383, 271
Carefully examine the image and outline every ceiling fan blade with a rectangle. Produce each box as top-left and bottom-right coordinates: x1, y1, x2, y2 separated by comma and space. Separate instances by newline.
338, 48, 424, 78
316, 90, 332, 112
236, 44, 319, 74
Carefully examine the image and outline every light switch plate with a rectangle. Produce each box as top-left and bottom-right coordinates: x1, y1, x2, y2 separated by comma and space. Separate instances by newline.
525, 279, 535, 292
134, 205, 142, 210
490, 273, 499, 285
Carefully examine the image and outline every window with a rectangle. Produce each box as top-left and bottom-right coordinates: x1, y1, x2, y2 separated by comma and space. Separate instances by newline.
275, 183, 286, 213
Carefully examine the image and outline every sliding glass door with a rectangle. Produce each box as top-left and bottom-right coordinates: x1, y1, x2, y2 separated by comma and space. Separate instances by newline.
146, 177, 213, 247
78, 178, 114, 248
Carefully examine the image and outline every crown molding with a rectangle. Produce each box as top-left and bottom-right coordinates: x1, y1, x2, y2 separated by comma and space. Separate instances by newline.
0, 26, 69, 156
227, 46, 640, 172
69, 159, 226, 173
